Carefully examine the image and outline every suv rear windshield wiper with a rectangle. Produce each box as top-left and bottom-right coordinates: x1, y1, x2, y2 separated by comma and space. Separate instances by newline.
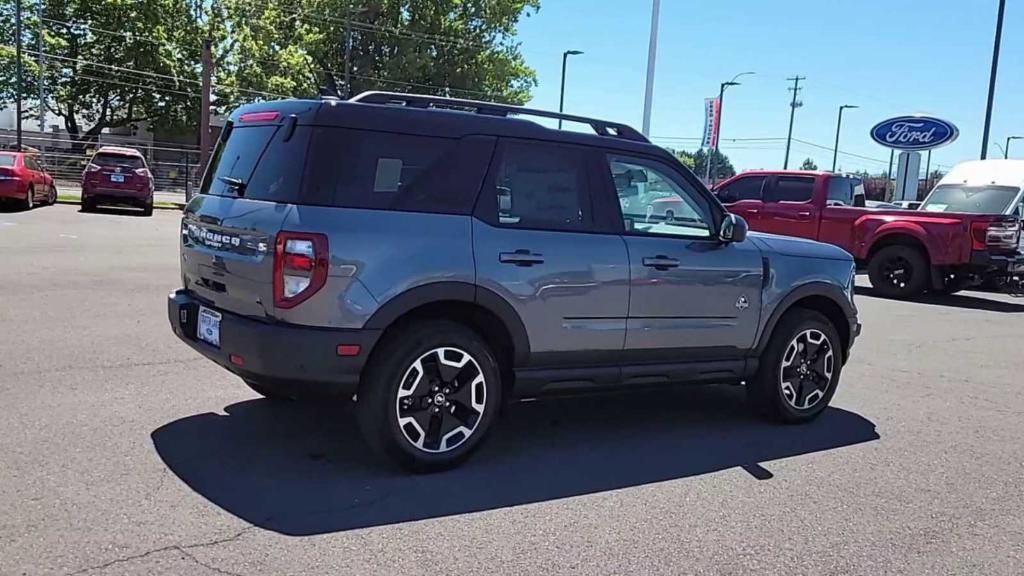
218, 176, 247, 197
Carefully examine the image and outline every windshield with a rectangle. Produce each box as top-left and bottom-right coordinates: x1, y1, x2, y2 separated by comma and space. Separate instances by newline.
920, 185, 1020, 214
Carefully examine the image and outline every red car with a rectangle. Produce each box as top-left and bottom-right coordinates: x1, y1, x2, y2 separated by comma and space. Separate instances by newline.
714, 170, 1023, 298
0, 151, 57, 210
81, 146, 155, 216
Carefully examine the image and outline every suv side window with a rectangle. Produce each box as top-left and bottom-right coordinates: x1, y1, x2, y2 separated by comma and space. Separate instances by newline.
717, 175, 766, 203
607, 155, 714, 238
24, 156, 41, 172
827, 176, 853, 206
485, 140, 594, 232
770, 175, 815, 203
302, 128, 493, 214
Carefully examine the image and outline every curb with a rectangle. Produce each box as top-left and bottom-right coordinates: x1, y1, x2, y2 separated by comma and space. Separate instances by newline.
56, 198, 184, 211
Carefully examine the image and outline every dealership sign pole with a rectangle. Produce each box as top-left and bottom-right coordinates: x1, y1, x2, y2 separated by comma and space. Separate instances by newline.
870, 115, 959, 202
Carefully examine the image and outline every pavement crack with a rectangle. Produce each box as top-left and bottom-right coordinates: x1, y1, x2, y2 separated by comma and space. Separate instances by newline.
64, 526, 255, 576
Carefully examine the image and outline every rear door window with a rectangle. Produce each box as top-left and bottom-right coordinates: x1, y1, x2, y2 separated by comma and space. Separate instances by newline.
770, 176, 815, 203
302, 128, 494, 214
0, 155, 14, 167
827, 177, 853, 205
717, 176, 765, 203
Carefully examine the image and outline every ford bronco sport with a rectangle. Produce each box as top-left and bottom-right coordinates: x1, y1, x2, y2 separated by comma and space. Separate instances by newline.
168, 93, 861, 471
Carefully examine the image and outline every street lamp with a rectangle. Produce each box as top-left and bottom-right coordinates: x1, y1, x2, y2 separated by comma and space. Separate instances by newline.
980, 0, 1006, 159
1005, 136, 1023, 159
709, 71, 754, 184
558, 50, 583, 129
832, 104, 858, 172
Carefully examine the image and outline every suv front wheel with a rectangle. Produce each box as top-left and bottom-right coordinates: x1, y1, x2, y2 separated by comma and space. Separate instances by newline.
748, 309, 842, 423
357, 320, 501, 472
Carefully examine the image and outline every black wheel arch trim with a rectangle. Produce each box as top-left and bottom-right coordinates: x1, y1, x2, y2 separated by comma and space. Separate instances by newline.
363, 281, 531, 366
753, 281, 855, 357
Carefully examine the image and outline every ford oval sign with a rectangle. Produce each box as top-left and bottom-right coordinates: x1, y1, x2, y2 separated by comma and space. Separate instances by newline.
870, 116, 959, 151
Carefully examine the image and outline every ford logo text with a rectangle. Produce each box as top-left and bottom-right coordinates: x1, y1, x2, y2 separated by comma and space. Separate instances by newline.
870, 116, 958, 151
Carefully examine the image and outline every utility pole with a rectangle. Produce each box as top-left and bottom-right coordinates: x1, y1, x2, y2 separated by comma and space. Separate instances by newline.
980, 0, 1006, 160
641, 0, 660, 137
782, 76, 805, 169
344, 4, 353, 98
925, 149, 932, 190
887, 149, 895, 199
199, 38, 212, 176
37, 0, 45, 133
15, 0, 23, 149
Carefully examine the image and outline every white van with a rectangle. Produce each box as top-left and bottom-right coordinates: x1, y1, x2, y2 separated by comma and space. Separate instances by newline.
920, 159, 1024, 215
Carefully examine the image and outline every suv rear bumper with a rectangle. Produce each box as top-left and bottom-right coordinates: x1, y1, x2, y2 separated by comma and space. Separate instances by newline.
167, 289, 380, 397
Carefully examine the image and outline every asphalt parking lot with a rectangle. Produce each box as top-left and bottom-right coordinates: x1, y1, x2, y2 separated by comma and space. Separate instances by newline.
2, 204, 1023, 575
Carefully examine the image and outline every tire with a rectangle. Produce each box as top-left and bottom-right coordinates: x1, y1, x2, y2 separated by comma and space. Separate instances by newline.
356, 320, 502, 472
867, 245, 929, 299
243, 378, 293, 401
81, 196, 95, 213
23, 185, 34, 210
748, 308, 843, 424
142, 203, 154, 217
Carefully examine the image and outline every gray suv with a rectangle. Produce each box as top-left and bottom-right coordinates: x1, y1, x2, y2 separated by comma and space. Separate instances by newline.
168, 92, 860, 471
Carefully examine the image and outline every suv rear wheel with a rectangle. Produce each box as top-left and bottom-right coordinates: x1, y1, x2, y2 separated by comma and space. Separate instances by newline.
357, 320, 501, 472
748, 309, 842, 423
868, 245, 929, 299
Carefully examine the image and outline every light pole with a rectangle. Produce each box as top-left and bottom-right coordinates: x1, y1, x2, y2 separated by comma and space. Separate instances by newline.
641, 0, 660, 137
832, 104, 858, 172
558, 50, 583, 129
709, 71, 754, 184
980, 0, 1006, 159
1005, 136, 1023, 159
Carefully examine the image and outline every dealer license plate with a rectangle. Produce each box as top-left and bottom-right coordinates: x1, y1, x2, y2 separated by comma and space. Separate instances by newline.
197, 306, 221, 348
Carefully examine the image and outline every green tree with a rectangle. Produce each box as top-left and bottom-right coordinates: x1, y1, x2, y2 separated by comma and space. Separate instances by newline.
800, 157, 818, 170
1, 0, 203, 145
1, 0, 540, 145
689, 148, 735, 181
214, 0, 540, 109
671, 149, 696, 170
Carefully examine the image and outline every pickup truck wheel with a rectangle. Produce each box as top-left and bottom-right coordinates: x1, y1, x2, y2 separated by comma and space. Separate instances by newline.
868, 245, 929, 299
748, 309, 842, 424
356, 320, 501, 472
243, 378, 293, 401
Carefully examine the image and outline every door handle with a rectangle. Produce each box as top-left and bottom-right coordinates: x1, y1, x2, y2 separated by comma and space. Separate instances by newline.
642, 255, 680, 270
746, 209, 760, 216
796, 211, 812, 219
499, 250, 545, 267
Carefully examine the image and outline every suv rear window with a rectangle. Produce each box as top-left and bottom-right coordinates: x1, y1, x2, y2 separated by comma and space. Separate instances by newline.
201, 124, 306, 203
93, 153, 144, 169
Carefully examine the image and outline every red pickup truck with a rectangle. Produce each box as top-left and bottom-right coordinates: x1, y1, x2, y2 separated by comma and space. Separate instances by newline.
712, 170, 1022, 298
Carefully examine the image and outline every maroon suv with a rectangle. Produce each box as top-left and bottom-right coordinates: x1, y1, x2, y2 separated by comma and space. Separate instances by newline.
81, 146, 155, 215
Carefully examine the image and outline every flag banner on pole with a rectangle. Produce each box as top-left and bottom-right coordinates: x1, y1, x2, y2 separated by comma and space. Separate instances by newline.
702, 97, 721, 149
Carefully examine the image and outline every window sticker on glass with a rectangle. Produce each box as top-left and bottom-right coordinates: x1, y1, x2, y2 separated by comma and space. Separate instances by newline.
374, 158, 403, 192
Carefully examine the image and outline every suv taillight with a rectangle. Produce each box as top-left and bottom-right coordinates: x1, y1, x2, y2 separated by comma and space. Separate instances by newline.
971, 220, 1020, 251
273, 232, 329, 309
86, 163, 101, 172
134, 168, 151, 178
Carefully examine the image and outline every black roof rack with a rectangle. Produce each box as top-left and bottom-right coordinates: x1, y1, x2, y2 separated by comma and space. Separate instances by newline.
349, 91, 649, 144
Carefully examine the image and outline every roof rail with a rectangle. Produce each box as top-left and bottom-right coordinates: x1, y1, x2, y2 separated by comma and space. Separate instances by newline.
349, 91, 649, 143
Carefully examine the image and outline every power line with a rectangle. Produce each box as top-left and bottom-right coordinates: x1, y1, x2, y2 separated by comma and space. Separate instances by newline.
41, 17, 200, 54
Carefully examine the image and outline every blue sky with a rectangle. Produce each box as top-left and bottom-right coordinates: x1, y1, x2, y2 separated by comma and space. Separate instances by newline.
516, 0, 1023, 175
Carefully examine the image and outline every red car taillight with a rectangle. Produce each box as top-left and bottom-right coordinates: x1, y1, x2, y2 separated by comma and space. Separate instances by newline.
86, 163, 101, 172
134, 168, 151, 178
273, 231, 329, 309
971, 220, 1020, 251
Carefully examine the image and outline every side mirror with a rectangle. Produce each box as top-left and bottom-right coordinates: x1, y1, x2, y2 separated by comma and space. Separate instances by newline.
719, 213, 748, 243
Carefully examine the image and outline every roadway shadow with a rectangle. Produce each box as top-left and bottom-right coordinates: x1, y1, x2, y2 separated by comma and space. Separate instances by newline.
78, 205, 151, 217
151, 386, 878, 536
855, 285, 1024, 313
